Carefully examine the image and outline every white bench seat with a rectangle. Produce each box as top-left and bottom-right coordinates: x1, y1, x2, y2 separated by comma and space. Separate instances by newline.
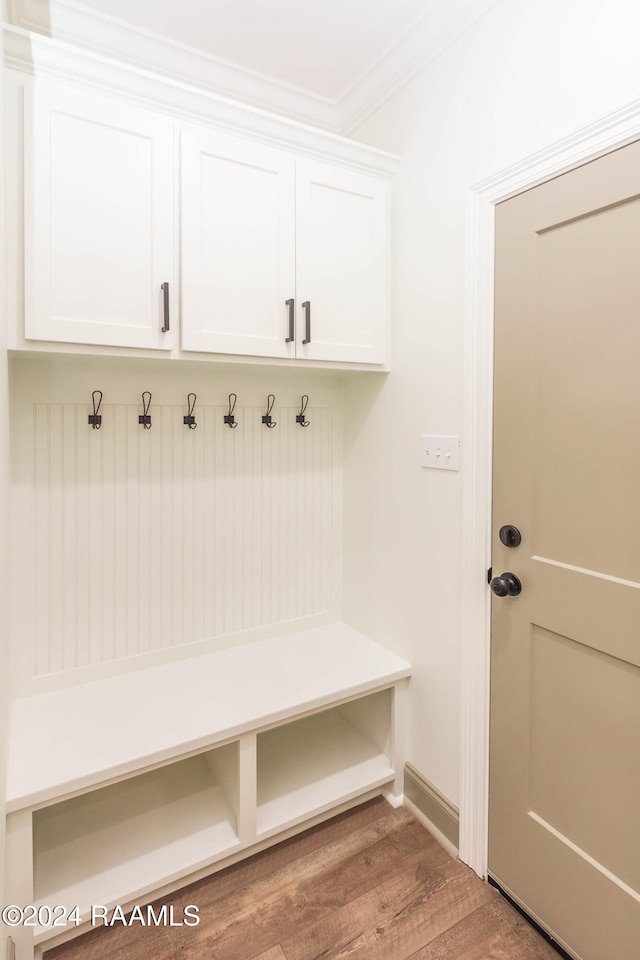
7, 622, 411, 812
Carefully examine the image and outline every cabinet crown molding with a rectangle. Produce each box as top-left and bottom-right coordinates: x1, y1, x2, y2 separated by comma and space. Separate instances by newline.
6, 0, 500, 136
4, 24, 400, 177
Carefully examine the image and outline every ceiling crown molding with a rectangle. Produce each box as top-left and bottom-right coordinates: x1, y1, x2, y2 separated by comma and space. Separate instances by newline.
338, 0, 502, 135
6, 0, 340, 130
6, 0, 501, 136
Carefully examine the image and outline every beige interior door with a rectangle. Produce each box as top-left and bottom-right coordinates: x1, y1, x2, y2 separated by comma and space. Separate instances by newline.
490, 141, 640, 960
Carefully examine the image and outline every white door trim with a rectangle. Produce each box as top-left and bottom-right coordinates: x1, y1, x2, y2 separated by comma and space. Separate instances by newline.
459, 95, 640, 877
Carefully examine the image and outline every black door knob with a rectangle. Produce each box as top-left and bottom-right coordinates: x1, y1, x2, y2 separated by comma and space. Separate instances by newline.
490, 572, 522, 597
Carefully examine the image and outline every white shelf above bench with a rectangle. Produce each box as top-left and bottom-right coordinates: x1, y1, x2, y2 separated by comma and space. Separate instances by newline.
5, 622, 411, 957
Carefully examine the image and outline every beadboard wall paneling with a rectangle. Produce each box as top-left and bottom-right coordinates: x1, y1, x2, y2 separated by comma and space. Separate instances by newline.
10, 362, 342, 693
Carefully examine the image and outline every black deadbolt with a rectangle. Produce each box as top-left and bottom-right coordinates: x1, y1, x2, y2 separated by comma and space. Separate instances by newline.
499, 524, 522, 548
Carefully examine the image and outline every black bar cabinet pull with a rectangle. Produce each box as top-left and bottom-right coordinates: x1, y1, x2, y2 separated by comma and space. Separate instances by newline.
161, 282, 170, 333
285, 298, 295, 343
302, 300, 311, 344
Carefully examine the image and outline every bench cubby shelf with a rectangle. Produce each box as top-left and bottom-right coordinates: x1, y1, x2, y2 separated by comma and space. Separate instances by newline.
33, 744, 240, 916
256, 690, 393, 836
5, 623, 411, 956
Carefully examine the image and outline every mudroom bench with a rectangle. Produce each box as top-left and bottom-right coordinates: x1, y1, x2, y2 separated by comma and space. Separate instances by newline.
5, 623, 411, 956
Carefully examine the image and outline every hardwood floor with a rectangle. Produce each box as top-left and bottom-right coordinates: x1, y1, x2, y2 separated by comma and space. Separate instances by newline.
45, 798, 561, 960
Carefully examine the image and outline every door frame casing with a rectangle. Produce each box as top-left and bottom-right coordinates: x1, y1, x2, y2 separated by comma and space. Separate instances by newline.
459, 96, 640, 877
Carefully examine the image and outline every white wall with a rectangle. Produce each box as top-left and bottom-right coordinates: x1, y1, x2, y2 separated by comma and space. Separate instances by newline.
343, 0, 640, 807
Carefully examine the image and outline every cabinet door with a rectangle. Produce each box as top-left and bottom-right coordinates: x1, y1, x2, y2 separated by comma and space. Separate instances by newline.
296, 161, 389, 364
25, 82, 175, 349
181, 126, 295, 358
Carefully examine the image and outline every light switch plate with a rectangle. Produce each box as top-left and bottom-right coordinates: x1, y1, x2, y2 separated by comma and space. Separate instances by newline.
421, 435, 460, 471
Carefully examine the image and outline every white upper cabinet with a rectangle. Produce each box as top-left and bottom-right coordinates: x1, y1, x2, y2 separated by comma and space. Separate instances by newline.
181, 127, 296, 358
181, 130, 389, 364
296, 161, 389, 365
10, 48, 396, 366
24, 81, 176, 350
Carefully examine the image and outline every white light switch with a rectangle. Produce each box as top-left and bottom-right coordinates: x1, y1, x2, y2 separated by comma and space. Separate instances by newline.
421, 435, 460, 471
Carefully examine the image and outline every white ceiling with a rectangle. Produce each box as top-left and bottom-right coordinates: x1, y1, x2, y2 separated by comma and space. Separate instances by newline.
7, 0, 499, 131
74, 0, 431, 101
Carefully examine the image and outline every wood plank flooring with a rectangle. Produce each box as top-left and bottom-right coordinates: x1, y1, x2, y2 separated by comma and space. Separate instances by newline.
45, 798, 561, 960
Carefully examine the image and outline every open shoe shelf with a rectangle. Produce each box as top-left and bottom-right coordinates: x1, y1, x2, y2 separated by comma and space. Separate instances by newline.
33, 745, 239, 917
257, 689, 394, 835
